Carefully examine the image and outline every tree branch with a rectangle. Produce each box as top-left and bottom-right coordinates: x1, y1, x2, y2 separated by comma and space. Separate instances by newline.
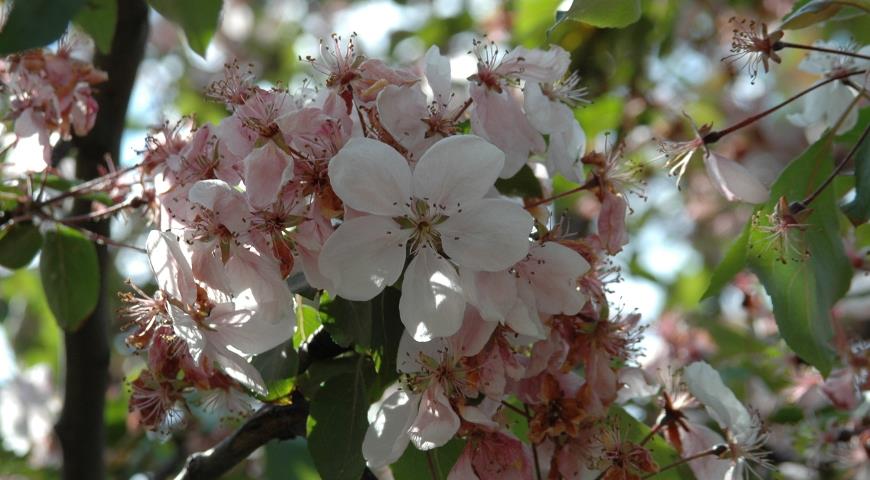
173, 392, 310, 480
171, 328, 349, 478
54, 1, 149, 479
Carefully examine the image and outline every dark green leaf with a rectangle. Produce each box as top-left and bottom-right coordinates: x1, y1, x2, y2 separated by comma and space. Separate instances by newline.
494, 164, 544, 198
307, 363, 373, 480
746, 140, 852, 375
320, 292, 373, 348
147, 0, 222, 57
608, 406, 691, 480
391, 438, 466, 480
556, 0, 642, 29
701, 225, 750, 300
0, 223, 42, 269
370, 288, 403, 392
74, 0, 117, 54
296, 355, 360, 397
39, 225, 100, 331
252, 339, 299, 402
0, 0, 86, 54
841, 109, 870, 225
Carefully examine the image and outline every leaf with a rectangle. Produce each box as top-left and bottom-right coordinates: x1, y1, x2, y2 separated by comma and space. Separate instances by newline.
0, 223, 43, 269
319, 292, 373, 348
555, 0, 642, 29
780, 0, 870, 30
39, 225, 100, 331
701, 226, 750, 300
370, 288, 403, 392
746, 140, 852, 376
307, 364, 373, 480
293, 304, 323, 349
74, 0, 117, 54
841, 109, 870, 225
608, 406, 692, 480
147, 0, 222, 57
0, 0, 87, 54
494, 164, 544, 198
251, 339, 299, 403
391, 438, 466, 480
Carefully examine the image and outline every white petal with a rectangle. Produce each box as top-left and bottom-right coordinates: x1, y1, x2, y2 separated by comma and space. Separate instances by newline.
363, 388, 419, 468
319, 216, 409, 301
506, 282, 547, 339
548, 120, 586, 184
146, 231, 197, 304
204, 303, 292, 356
424, 45, 452, 102
399, 248, 466, 341
397, 333, 450, 375
209, 345, 268, 396
376, 85, 434, 161
328, 138, 412, 216
497, 46, 570, 83
703, 153, 769, 204
460, 269, 516, 323
684, 361, 753, 438
243, 142, 294, 209
439, 198, 532, 271
412, 135, 504, 213
450, 308, 497, 357
408, 384, 460, 450
226, 248, 295, 326
169, 305, 204, 362
521, 242, 589, 315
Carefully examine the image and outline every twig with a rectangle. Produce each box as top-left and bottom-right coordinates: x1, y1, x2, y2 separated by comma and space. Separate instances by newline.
776, 41, 870, 61
641, 445, 726, 479
797, 121, 870, 209
525, 404, 543, 480
173, 393, 309, 480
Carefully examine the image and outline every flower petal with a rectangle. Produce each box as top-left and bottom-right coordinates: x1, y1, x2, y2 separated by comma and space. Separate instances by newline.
439, 198, 532, 271
328, 138, 412, 216
208, 344, 268, 396
363, 387, 419, 468
412, 135, 504, 213
146, 231, 197, 304
243, 142, 294, 209
408, 384, 460, 450
685, 361, 753, 439
424, 45, 452, 102
521, 242, 589, 315
399, 248, 466, 341
319, 216, 409, 301
703, 153, 769, 204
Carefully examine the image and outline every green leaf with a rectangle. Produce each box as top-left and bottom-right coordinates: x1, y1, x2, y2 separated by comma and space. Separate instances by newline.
391, 438, 466, 480
74, 0, 117, 54
746, 140, 852, 376
147, 0, 222, 57
556, 0, 642, 29
841, 109, 870, 225
0, 223, 43, 269
780, 0, 870, 30
701, 226, 750, 300
307, 365, 373, 480
39, 225, 100, 331
319, 292, 373, 348
494, 164, 544, 198
251, 339, 299, 402
293, 304, 323, 349
0, 0, 86, 54
370, 288, 403, 392
608, 406, 692, 480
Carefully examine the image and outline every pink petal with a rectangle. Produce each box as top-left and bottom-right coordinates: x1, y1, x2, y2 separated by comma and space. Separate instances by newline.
243, 142, 294, 209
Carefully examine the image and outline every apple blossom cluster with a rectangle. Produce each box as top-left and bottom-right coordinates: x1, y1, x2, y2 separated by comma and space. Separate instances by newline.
0, 38, 106, 172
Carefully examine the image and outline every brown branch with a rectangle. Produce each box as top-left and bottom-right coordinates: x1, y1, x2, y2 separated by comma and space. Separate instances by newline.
173, 392, 310, 480
54, 1, 149, 479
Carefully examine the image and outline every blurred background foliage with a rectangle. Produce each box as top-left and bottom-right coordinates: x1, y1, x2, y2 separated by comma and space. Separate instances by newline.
1, 0, 868, 478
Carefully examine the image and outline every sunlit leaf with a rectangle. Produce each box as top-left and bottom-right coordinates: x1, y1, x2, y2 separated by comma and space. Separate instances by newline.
780, 0, 870, 30
556, 0, 642, 29
74, 0, 117, 54
147, 0, 222, 57
701, 226, 750, 300
608, 406, 692, 480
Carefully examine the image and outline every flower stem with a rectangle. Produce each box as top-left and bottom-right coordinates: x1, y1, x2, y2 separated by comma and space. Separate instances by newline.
702, 69, 867, 144
641, 445, 726, 479
639, 421, 664, 446
776, 41, 870, 61
524, 177, 598, 210
797, 121, 870, 210
426, 450, 441, 480
525, 404, 544, 480
451, 97, 474, 122
501, 400, 531, 418
842, 78, 870, 101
